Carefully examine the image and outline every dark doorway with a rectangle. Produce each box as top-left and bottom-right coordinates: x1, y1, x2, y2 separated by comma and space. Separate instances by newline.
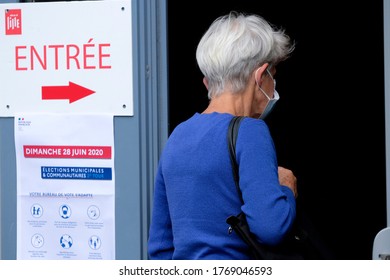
167, 1, 386, 259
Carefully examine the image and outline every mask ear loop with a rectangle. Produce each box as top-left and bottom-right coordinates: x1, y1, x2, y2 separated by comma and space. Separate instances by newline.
255, 68, 273, 100
266, 68, 275, 82
254, 63, 271, 89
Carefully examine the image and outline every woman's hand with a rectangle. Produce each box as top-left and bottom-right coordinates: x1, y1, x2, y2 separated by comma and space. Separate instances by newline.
278, 166, 298, 198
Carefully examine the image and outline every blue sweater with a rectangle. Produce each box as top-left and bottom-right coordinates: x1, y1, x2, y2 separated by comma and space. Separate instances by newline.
148, 112, 296, 259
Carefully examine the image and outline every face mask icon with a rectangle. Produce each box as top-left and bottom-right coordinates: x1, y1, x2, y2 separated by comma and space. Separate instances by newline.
60, 204, 71, 219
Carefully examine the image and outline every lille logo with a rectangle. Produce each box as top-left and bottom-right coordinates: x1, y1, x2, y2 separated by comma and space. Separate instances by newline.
5, 9, 22, 35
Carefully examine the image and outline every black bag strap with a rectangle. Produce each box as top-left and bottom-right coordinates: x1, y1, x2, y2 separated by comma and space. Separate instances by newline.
227, 116, 246, 204
226, 116, 331, 260
227, 116, 268, 259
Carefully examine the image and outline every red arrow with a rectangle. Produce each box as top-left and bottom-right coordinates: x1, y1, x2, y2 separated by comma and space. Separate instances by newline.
42, 82, 95, 103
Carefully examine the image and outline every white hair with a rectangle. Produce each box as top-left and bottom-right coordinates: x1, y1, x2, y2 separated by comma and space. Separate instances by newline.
196, 11, 294, 98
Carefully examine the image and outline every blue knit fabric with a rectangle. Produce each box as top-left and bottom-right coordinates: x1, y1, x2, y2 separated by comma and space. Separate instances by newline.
148, 112, 296, 259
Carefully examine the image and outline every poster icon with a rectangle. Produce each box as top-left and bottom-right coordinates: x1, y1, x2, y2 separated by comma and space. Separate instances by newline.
31, 233, 44, 248
60, 234, 73, 249
87, 205, 100, 220
30, 204, 43, 218
89, 235, 101, 250
59, 204, 71, 219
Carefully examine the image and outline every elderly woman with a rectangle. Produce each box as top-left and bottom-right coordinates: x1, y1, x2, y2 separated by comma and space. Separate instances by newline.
148, 11, 297, 259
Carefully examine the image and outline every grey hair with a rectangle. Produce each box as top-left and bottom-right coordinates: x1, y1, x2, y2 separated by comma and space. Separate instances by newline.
196, 11, 294, 99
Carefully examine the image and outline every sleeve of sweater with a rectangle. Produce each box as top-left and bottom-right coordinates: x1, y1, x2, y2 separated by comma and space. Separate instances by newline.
236, 118, 296, 246
147, 160, 174, 259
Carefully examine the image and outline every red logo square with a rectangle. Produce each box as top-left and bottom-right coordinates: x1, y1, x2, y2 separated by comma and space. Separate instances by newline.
5, 9, 22, 35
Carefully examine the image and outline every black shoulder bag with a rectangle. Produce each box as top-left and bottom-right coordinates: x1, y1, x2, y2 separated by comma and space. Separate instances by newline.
225, 116, 331, 260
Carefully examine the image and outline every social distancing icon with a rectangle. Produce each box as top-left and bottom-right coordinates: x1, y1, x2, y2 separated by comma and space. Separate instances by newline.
89, 235, 101, 250
30, 204, 43, 218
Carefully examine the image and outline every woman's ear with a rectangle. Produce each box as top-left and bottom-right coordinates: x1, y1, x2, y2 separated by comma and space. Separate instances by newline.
255, 63, 269, 85
203, 77, 209, 89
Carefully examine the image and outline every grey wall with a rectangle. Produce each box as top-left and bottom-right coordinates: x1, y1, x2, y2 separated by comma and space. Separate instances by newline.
384, 0, 390, 228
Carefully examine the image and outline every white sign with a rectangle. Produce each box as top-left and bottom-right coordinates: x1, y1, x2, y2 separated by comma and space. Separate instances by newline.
15, 114, 115, 260
0, 0, 133, 116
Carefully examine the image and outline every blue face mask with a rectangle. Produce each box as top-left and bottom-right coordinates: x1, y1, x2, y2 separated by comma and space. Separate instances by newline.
257, 69, 279, 119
